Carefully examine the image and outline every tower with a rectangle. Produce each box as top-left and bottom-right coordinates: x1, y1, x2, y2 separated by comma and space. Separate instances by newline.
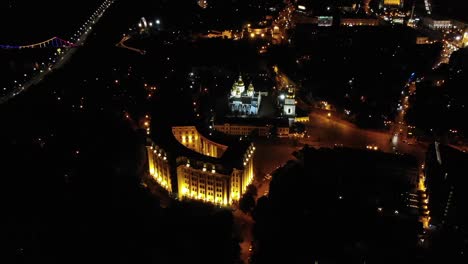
283, 86, 296, 117
246, 83, 255, 97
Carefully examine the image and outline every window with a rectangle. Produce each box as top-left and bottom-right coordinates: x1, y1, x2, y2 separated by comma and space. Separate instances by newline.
288, 108, 291, 114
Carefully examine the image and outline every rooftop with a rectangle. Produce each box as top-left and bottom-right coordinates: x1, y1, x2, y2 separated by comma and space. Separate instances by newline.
149, 117, 252, 173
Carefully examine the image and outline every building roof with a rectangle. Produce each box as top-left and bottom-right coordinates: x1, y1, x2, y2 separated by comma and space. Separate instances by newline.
215, 116, 290, 128
149, 117, 252, 174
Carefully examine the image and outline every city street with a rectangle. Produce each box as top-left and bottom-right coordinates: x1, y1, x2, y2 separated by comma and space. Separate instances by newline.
251, 107, 429, 201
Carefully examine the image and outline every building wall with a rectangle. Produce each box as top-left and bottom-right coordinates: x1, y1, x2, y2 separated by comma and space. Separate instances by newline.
214, 123, 268, 136
463, 29, 468, 48
295, 116, 310, 123
249, 27, 269, 35
177, 165, 231, 205
277, 127, 290, 138
383, 0, 401, 6
423, 18, 452, 30
230, 101, 259, 115
172, 126, 228, 158
240, 144, 255, 197
284, 98, 296, 116
176, 144, 255, 205
215, 123, 290, 138
229, 92, 262, 116
340, 18, 379, 26
147, 145, 172, 193
147, 127, 256, 206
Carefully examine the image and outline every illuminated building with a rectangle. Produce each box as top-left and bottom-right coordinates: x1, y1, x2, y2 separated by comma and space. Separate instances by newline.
422, 17, 452, 30
278, 86, 296, 117
340, 18, 380, 27
295, 0, 312, 15
380, 0, 403, 9
424, 0, 432, 15
146, 124, 255, 206
383, 0, 401, 6
228, 75, 262, 116
147, 144, 172, 191
200, 30, 234, 39
463, 30, 468, 48
317, 16, 333, 27
247, 24, 271, 40
214, 118, 290, 138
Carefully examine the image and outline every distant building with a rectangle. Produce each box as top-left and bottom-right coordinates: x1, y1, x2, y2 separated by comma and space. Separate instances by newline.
295, 1, 312, 16
340, 17, 380, 27
380, 0, 403, 9
422, 17, 452, 30
200, 30, 234, 39
450, 20, 468, 48
277, 86, 296, 117
464, 31, 468, 48
383, 0, 402, 6
416, 36, 430, 44
317, 16, 333, 27
228, 75, 262, 116
214, 118, 290, 138
294, 116, 309, 123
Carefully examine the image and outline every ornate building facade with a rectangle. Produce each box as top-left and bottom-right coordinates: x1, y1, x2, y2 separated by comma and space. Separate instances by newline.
228, 75, 262, 116
146, 125, 255, 206
278, 85, 296, 117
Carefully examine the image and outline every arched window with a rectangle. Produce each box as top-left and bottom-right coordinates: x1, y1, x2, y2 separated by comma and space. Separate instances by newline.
288, 108, 291, 114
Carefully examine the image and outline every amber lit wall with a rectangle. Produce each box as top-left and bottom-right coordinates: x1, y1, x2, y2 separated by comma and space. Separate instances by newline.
176, 144, 256, 205
172, 126, 228, 158
146, 145, 172, 193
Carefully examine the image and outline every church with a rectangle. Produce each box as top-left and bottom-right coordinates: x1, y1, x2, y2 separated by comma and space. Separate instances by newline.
228, 75, 262, 116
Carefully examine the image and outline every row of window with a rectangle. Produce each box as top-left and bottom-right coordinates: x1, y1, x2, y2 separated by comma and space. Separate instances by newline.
189, 185, 223, 192
185, 174, 225, 185
189, 186, 224, 198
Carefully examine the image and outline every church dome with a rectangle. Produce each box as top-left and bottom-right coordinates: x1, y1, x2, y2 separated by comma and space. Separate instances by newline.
236, 75, 244, 86
247, 82, 255, 96
232, 75, 245, 94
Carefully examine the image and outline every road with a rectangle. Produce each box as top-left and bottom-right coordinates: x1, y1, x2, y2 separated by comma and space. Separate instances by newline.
234, 209, 255, 264
116, 35, 146, 55
271, 2, 294, 44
